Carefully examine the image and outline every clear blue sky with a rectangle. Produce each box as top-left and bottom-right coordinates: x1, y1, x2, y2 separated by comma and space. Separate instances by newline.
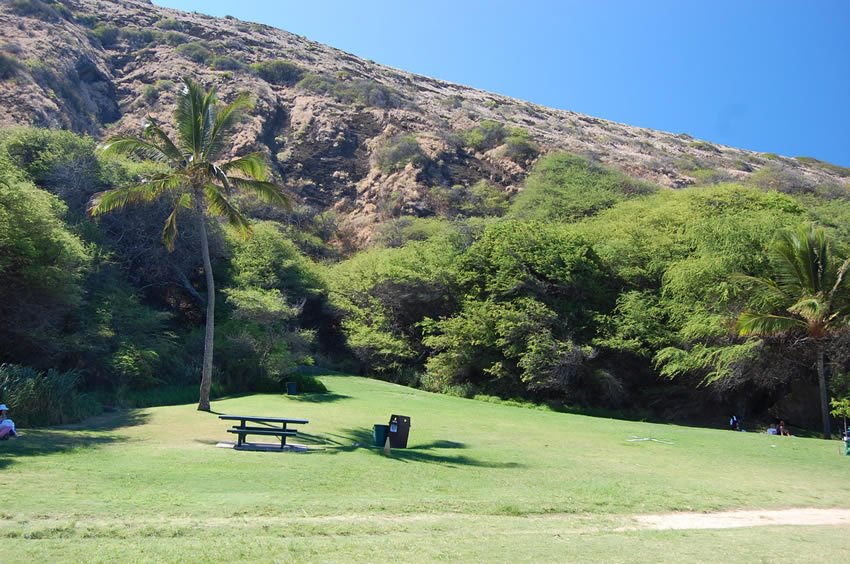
154, 0, 850, 167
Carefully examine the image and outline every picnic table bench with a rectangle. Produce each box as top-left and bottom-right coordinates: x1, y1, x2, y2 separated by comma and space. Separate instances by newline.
219, 415, 309, 450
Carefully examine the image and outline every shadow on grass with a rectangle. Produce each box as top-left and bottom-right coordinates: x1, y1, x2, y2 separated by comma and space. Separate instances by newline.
285, 392, 351, 404
0, 410, 149, 469
299, 427, 522, 468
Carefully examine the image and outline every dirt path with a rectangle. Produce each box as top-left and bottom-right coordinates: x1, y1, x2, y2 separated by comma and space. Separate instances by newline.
635, 508, 850, 530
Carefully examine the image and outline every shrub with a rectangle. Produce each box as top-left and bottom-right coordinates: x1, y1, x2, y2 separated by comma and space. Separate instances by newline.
0, 53, 22, 80
162, 31, 188, 46
155, 17, 183, 31
296, 73, 404, 108
688, 140, 721, 153
142, 79, 174, 104
427, 181, 508, 218
375, 134, 427, 173
175, 41, 213, 65
511, 153, 657, 221
250, 59, 304, 86
296, 73, 339, 96
749, 163, 813, 194
91, 24, 120, 48
462, 120, 507, 151
0, 364, 100, 427
501, 128, 539, 162
210, 55, 244, 71
7, 0, 69, 22
120, 27, 158, 49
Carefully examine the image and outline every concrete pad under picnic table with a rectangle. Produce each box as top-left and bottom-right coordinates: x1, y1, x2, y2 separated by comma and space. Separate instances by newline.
216, 441, 309, 452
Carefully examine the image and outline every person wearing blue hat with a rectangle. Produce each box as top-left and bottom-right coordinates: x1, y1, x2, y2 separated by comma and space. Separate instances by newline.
0, 404, 16, 439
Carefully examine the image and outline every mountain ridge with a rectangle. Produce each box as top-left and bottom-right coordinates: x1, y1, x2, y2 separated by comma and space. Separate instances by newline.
1, 0, 847, 245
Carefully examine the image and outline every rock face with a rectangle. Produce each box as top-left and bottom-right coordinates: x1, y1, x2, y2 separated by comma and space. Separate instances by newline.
1, 0, 847, 245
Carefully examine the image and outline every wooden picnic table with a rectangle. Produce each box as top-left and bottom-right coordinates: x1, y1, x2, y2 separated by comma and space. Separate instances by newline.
219, 415, 309, 449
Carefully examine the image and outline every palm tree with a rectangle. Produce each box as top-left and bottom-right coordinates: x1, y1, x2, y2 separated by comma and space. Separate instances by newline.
89, 77, 289, 411
735, 223, 850, 438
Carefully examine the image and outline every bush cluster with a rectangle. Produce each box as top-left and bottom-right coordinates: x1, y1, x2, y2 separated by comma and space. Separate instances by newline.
375, 134, 427, 173
250, 59, 304, 86
297, 73, 404, 108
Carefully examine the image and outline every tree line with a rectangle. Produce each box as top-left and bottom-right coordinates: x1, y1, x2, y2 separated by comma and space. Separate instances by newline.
1, 79, 849, 436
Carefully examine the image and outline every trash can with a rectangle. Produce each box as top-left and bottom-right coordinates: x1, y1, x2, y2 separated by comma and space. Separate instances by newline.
387, 414, 411, 448
286, 381, 298, 395
373, 424, 389, 447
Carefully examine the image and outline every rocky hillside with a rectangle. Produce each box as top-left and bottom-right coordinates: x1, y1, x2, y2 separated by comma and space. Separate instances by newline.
1, 0, 847, 245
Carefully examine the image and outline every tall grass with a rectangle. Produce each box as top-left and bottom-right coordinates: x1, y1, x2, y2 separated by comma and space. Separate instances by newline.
0, 364, 99, 426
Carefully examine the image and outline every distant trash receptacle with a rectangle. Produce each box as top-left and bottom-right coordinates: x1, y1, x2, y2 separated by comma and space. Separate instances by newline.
373, 424, 389, 447
286, 381, 298, 395
387, 414, 411, 448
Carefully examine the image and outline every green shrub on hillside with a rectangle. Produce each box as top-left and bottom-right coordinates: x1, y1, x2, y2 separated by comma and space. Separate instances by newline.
0, 53, 22, 80
462, 120, 507, 151
510, 152, 657, 221
175, 41, 213, 65
297, 73, 404, 108
210, 55, 245, 71
500, 128, 539, 162
142, 79, 174, 104
91, 23, 120, 48
7, 0, 70, 22
427, 180, 508, 218
155, 18, 183, 31
250, 59, 304, 86
748, 163, 813, 194
375, 134, 427, 173
120, 27, 159, 49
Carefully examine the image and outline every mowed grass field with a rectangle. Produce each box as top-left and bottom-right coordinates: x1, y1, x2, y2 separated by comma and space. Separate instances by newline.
1, 374, 849, 562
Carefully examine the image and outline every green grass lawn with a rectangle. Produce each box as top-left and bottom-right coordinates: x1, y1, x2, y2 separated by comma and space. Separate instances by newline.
1, 374, 849, 562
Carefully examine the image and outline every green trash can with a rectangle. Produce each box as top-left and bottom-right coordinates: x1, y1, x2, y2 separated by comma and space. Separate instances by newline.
373, 424, 389, 447
286, 381, 298, 395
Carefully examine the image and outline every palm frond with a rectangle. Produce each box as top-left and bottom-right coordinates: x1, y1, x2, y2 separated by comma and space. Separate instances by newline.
142, 117, 186, 165
203, 92, 253, 160
787, 297, 829, 324
203, 183, 251, 236
227, 177, 290, 209
162, 193, 193, 251
175, 77, 214, 156
736, 312, 805, 337
220, 153, 268, 181
98, 136, 175, 163
88, 174, 185, 216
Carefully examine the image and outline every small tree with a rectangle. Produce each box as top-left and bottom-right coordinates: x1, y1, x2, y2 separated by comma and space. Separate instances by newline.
89, 77, 289, 411
831, 397, 850, 437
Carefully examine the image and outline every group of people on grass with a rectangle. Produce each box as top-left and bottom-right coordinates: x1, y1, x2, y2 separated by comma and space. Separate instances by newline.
729, 414, 791, 436
0, 404, 16, 439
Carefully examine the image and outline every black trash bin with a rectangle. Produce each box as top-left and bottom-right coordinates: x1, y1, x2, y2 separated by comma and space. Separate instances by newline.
286, 381, 298, 395
387, 414, 411, 448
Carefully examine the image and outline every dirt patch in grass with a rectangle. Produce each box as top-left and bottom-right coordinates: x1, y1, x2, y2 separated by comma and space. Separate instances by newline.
634, 508, 850, 530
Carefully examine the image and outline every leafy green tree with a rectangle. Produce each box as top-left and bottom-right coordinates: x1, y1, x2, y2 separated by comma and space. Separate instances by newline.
735, 223, 850, 438
89, 77, 289, 411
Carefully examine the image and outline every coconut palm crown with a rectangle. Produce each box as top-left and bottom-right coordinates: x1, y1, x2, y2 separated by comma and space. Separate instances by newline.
89, 77, 289, 411
735, 223, 850, 438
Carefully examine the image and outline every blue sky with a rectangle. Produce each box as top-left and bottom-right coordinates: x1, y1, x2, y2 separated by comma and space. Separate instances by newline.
154, 1, 850, 167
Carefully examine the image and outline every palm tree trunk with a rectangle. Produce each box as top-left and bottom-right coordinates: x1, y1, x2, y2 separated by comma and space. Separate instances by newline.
197, 212, 215, 412
816, 343, 831, 439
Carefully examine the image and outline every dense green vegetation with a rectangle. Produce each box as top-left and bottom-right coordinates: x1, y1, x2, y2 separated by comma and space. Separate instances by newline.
2, 115, 850, 432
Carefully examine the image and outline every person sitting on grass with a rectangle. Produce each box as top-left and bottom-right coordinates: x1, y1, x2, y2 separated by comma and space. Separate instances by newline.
0, 404, 17, 439
767, 424, 778, 435
778, 420, 791, 436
